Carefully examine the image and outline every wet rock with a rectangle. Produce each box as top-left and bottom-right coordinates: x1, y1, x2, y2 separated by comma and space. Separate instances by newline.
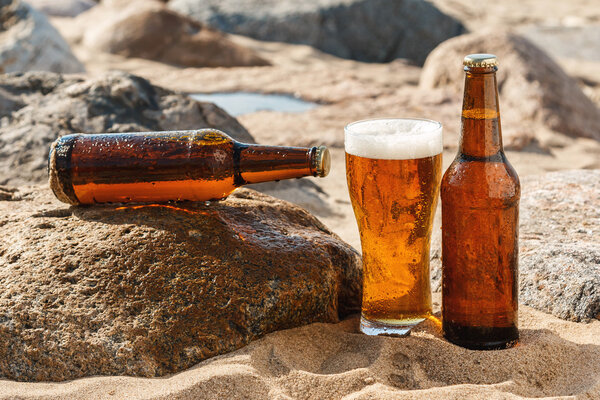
0, 186, 362, 381
518, 170, 600, 322
0, 71, 253, 185
420, 31, 600, 142
26, 0, 96, 17
168, 0, 465, 65
0, 0, 84, 73
431, 170, 600, 322
76, 1, 269, 68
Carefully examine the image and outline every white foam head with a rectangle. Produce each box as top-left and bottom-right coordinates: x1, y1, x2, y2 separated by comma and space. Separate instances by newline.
344, 118, 443, 160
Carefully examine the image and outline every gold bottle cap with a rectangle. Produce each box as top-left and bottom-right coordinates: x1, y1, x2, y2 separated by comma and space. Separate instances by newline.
463, 53, 498, 68
315, 145, 331, 177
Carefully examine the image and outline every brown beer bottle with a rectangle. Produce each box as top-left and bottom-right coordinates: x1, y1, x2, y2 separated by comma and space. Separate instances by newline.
49, 129, 330, 205
441, 54, 520, 350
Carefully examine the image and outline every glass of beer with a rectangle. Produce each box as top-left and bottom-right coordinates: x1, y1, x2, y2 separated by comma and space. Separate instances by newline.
345, 118, 442, 336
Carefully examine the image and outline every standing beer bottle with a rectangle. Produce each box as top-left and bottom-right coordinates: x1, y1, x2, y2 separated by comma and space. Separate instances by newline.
49, 129, 330, 205
441, 54, 520, 350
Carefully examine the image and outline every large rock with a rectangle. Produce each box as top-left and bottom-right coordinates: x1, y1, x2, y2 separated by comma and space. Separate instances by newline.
0, 0, 84, 73
75, 1, 269, 68
519, 170, 600, 322
168, 0, 465, 65
26, 0, 96, 17
0, 71, 253, 186
0, 186, 361, 382
431, 170, 600, 322
420, 31, 600, 142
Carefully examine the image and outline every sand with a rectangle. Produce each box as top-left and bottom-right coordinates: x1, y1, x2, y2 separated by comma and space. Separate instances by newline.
6, 0, 598, 398
0, 294, 598, 399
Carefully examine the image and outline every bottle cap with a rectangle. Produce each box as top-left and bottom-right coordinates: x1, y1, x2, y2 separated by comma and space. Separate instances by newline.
315, 146, 331, 177
463, 54, 498, 68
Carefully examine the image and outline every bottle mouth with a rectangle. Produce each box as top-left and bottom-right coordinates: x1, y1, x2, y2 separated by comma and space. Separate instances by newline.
314, 146, 331, 177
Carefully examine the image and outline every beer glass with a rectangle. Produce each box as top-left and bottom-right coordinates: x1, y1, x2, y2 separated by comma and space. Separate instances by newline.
345, 118, 442, 336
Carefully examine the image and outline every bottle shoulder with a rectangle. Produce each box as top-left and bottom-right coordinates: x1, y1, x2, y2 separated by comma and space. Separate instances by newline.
441, 152, 520, 205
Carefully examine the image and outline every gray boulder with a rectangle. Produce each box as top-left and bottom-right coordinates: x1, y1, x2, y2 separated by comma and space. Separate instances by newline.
0, 0, 85, 73
0, 71, 253, 186
0, 186, 361, 381
168, 0, 465, 65
431, 170, 600, 322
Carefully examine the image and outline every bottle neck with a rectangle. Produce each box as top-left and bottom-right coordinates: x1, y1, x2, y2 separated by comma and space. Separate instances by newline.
235, 143, 318, 185
459, 67, 503, 158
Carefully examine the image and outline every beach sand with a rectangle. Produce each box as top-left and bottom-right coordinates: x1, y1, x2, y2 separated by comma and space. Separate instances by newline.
1, 294, 598, 399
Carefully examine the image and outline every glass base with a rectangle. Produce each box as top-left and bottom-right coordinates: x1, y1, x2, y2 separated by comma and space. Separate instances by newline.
359, 315, 426, 337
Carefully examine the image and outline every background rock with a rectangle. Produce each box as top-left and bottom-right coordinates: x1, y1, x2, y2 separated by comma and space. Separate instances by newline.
76, 1, 270, 68
420, 31, 600, 143
431, 169, 600, 322
26, 0, 96, 17
168, 0, 465, 65
0, 187, 362, 382
518, 170, 600, 322
0, 0, 85, 73
0, 71, 253, 186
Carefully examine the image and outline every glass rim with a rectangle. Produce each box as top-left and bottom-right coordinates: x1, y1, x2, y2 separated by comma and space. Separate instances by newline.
344, 117, 443, 136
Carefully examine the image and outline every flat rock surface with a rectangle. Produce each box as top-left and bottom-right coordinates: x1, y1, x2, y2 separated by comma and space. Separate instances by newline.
168, 0, 465, 65
0, 187, 361, 381
0, 71, 253, 186
0, 0, 84, 73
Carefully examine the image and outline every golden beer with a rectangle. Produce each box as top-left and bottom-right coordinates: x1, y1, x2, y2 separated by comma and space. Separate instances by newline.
345, 119, 442, 336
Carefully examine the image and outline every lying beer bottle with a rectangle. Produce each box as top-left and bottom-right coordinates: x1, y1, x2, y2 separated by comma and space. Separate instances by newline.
49, 129, 330, 205
441, 54, 520, 350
